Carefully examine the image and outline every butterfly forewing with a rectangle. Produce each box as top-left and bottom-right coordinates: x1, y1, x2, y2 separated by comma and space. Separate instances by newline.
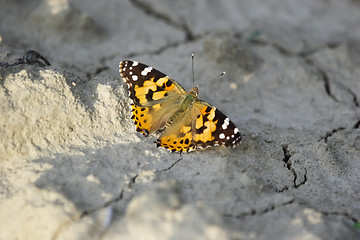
120, 60, 186, 135
120, 60, 186, 106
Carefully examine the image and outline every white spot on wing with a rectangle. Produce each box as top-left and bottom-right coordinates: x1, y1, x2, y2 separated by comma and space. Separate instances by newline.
141, 67, 153, 76
219, 133, 225, 139
132, 75, 138, 81
234, 128, 239, 134
222, 118, 230, 130
132, 61, 138, 66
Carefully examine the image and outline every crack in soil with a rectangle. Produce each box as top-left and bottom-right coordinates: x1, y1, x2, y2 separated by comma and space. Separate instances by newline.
104, 190, 124, 208
126, 158, 182, 194
247, 37, 347, 105
51, 190, 124, 240
124, 30, 210, 59
81, 190, 124, 218
295, 168, 307, 188
159, 157, 183, 172
281, 144, 307, 191
224, 200, 360, 233
353, 120, 360, 129
319, 127, 346, 142
224, 199, 295, 218
303, 58, 339, 102
225, 200, 359, 225
321, 211, 359, 224
293, 201, 360, 224
346, 87, 360, 108
128, 175, 138, 190
298, 45, 359, 109
125, 40, 185, 59
130, 0, 194, 40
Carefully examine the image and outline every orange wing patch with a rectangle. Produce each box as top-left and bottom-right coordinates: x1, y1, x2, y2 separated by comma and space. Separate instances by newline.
155, 77, 175, 91
156, 124, 194, 153
133, 79, 166, 105
194, 106, 218, 143
130, 105, 153, 136
130, 103, 178, 136
132, 77, 184, 106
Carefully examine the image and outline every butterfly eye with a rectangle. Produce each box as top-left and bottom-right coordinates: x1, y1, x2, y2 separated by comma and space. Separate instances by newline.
189, 87, 199, 97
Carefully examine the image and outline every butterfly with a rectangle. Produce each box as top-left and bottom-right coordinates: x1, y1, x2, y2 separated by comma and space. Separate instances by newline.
119, 60, 241, 153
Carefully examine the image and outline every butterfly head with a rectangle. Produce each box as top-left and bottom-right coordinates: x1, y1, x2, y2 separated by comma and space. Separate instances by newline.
189, 86, 199, 98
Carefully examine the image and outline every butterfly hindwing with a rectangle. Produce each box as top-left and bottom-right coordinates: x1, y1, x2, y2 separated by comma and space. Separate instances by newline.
155, 100, 241, 153
156, 123, 195, 153
155, 105, 198, 153
193, 102, 241, 148
129, 92, 186, 136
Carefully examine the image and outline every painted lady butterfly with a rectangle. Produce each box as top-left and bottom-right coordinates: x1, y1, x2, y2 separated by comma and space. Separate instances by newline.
119, 60, 241, 153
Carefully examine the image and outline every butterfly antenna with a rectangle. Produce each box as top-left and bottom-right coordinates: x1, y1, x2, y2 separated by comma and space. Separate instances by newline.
213, 71, 226, 81
192, 53, 195, 88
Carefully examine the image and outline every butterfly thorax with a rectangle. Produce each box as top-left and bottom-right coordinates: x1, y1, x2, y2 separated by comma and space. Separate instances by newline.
189, 87, 199, 97
166, 93, 196, 127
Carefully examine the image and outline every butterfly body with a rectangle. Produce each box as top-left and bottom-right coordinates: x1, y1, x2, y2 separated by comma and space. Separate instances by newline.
119, 60, 241, 153
166, 90, 196, 125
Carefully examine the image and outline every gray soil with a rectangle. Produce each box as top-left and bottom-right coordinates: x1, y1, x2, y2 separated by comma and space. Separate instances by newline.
0, 1, 360, 239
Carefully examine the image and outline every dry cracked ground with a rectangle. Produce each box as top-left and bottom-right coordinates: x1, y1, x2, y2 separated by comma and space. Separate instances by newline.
1, 1, 360, 240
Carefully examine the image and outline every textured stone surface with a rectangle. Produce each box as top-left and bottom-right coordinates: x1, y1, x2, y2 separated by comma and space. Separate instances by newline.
0, 0, 360, 239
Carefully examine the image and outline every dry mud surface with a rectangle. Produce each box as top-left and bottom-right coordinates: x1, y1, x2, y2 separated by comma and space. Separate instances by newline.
0, 1, 360, 240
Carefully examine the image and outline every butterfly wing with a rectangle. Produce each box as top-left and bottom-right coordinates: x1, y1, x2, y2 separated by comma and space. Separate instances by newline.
193, 101, 241, 148
155, 106, 197, 153
156, 99, 241, 153
119, 60, 186, 135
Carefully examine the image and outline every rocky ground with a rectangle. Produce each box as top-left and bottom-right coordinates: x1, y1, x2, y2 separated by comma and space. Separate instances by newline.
1, 0, 360, 239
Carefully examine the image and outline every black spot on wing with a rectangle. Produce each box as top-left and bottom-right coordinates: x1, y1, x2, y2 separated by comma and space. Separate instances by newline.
146, 89, 154, 100
196, 125, 206, 132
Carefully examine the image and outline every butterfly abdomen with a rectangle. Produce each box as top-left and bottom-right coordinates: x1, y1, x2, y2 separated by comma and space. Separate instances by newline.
166, 94, 195, 126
